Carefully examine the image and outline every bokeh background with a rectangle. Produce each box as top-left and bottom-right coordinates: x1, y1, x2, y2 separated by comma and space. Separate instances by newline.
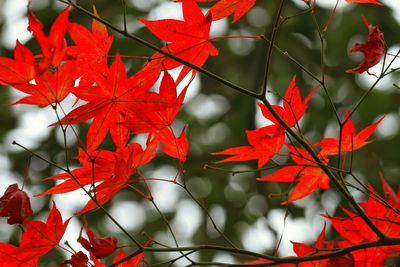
0, 0, 399, 265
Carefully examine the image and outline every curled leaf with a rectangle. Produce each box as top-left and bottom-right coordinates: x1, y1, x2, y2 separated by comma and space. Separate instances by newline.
347, 16, 385, 74
78, 224, 118, 259
0, 184, 33, 225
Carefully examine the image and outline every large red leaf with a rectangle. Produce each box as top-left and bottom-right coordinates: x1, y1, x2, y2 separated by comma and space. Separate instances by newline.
56, 54, 169, 149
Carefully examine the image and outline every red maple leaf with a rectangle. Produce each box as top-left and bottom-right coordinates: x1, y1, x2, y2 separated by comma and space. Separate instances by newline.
258, 76, 319, 129
257, 145, 330, 203
67, 7, 114, 75
325, 177, 400, 266
291, 224, 334, 267
122, 71, 187, 134
111, 249, 146, 267
0, 41, 36, 85
0, 203, 69, 266
37, 139, 159, 214
209, 0, 256, 23
56, 54, 168, 150
213, 125, 285, 168
346, 16, 385, 74
28, 6, 70, 70
78, 222, 118, 259
156, 127, 189, 163
176, 0, 256, 23
317, 111, 383, 157
140, 1, 218, 84
346, 0, 384, 6
11, 62, 77, 107
0, 243, 38, 267
0, 184, 33, 225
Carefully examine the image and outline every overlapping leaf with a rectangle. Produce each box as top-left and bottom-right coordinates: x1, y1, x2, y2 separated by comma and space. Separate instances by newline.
213, 125, 285, 168
11, 62, 77, 107
37, 139, 158, 214
67, 7, 114, 75
258, 76, 319, 129
28, 6, 70, 70
258, 145, 330, 203
317, 111, 383, 157
56, 54, 169, 149
0, 203, 69, 266
140, 1, 218, 84
326, 178, 400, 266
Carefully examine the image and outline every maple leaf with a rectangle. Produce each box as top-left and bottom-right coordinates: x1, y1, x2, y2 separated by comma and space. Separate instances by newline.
37, 139, 159, 214
317, 111, 383, 157
0, 184, 33, 225
78, 223, 118, 259
111, 249, 146, 267
0, 243, 38, 267
20, 203, 70, 256
156, 127, 189, 163
0, 203, 69, 266
60, 251, 89, 267
28, 6, 70, 70
176, 0, 256, 23
67, 7, 114, 75
122, 71, 187, 134
0, 41, 36, 85
140, 1, 218, 84
325, 178, 400, 266
258, 76, 319, 129
345, 0, 384, 6
346, 16, 385, 74
56, 54, 168, 150
257, 145, 330, 203
291, 224, 333, 267
11, 62, 77, 107
209, 0, 256, 23
213, 125, 285, 168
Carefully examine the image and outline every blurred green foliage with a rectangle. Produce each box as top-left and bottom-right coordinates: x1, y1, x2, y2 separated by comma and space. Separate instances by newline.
0, 0, 399, 265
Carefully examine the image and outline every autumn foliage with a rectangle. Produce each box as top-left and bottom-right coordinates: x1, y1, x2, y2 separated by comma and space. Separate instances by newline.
0, 0, 398, 266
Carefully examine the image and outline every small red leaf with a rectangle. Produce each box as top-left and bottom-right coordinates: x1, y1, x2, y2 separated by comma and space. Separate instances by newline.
61, 251, 89, 267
